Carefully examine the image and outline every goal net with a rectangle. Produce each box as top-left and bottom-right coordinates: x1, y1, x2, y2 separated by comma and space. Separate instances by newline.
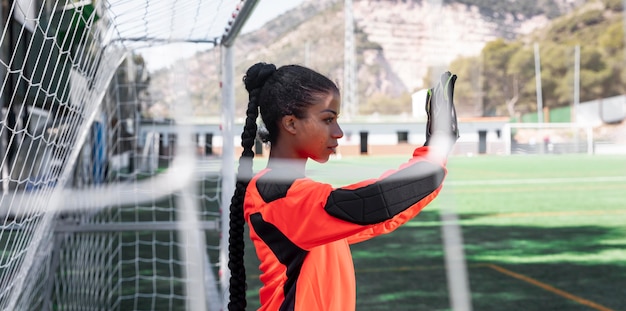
502, 123, 594, 155
0, 1, 243, 310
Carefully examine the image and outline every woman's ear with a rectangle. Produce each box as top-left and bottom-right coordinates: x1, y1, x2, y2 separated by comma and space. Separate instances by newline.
281, 115, 297, 135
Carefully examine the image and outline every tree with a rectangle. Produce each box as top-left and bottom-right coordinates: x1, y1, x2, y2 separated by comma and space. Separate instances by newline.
481, 39, 524, 117
449, 56, 484, 116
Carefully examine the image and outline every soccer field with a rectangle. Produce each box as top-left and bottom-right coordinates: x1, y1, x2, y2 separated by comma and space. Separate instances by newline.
245, 154, 626, 310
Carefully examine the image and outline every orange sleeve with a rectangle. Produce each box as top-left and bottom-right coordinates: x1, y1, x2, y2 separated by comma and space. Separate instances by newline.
345, 185, 442, 244
247, 145, 447, 250
346, 146, 446, 244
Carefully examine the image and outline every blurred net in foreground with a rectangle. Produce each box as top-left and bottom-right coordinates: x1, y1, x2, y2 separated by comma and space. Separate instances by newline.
0, 0, 242, 310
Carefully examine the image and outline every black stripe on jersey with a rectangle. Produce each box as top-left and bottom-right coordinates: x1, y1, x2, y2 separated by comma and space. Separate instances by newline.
323, 161, 445, 225
256, 169, 302, 203
250, 213, 309, 311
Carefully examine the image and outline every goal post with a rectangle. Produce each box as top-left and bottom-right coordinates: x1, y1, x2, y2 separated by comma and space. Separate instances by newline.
0, 1, 251, 310
502, 122, 594, 155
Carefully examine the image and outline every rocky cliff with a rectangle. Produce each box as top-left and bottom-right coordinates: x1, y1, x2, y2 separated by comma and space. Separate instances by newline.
146, 0, 582, 118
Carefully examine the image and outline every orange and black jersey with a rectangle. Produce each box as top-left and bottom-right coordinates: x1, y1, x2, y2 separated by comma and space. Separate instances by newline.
244, 146, 447, 311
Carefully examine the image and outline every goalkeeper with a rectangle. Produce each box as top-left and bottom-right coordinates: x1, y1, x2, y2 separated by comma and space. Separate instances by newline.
227, 62, 459, 311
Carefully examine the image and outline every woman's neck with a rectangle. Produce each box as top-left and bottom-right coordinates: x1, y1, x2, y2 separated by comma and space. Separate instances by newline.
266, 156, 306, 175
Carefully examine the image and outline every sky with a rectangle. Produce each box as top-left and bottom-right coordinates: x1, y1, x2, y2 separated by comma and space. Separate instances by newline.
140, 0, 304, 70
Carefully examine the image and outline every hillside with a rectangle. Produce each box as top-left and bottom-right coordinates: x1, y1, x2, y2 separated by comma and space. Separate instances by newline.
145, 0, 586, 119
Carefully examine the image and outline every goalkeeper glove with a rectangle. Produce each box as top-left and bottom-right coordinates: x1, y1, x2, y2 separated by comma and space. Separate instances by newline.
424, 71, 459, 147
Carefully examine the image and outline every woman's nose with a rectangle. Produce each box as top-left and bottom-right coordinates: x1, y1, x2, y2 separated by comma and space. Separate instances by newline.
332, 124, 344, 139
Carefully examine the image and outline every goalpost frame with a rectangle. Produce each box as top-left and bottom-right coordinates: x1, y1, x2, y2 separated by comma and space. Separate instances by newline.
219, 2, 260, 310
502, 122, 594, 155
0, 0, 261, 309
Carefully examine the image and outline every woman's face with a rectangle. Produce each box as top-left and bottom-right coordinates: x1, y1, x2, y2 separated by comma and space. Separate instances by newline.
293, 92, 344, 163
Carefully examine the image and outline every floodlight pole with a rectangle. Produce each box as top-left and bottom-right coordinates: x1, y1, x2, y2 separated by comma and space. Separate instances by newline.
573, 45, 580, 123
343, 0, 357, 120
534, 43, 544, 124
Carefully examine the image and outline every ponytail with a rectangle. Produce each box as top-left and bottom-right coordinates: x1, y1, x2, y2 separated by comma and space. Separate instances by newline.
227, 63, 276, 310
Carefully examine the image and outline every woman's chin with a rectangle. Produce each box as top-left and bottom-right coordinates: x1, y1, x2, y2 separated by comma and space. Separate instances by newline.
311, 156, 330, 164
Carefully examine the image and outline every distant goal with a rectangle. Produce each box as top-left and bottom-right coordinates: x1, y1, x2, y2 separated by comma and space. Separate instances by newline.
502, 123, 594, 155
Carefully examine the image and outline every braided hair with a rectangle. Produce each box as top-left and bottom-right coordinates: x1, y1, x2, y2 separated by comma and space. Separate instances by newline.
227, 62, 339, 310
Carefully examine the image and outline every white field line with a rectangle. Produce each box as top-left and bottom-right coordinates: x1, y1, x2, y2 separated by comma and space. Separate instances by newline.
446, 176, 626, 186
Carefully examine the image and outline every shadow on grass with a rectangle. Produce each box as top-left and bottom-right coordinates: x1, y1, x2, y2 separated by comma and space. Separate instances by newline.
244, 210, 626, 311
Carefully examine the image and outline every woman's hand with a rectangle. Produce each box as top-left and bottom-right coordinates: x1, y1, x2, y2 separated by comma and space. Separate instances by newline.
424, 71, 459, 149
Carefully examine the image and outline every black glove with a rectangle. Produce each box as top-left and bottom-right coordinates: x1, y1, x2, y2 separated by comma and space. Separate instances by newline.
424, 71, 459, 147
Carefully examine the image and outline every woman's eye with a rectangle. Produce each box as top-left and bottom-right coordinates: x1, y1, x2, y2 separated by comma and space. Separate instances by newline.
325, 117, 335, 124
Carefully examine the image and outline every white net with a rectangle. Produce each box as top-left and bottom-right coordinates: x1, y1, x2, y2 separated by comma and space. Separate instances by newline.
1, 0, 624, 310
0, 0, 242, 310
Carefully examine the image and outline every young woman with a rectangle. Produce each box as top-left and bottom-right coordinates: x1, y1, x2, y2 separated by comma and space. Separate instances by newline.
227, 62, 458, 311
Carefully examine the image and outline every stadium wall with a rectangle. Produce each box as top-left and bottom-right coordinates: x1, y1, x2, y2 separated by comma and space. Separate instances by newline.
518, 95, 626, 125
139, 117, 510, 158
139, 94, 626, 161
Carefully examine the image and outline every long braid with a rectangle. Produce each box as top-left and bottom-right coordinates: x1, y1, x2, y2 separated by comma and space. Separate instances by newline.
228, 63, 276, 310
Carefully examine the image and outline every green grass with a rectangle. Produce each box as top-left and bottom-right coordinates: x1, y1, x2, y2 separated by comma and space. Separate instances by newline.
48, 154, 622, 310
244, 154, 626, 310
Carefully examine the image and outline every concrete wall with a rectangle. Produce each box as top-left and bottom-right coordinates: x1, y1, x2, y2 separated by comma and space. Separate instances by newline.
140, 117, 510, 157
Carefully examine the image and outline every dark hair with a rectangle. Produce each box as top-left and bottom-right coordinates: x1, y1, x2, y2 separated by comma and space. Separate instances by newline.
227, 62, 339, 310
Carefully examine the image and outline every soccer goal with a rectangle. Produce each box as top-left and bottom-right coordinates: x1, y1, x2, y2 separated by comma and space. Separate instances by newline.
0, 1, 249, 310
502, 122, 594, 155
